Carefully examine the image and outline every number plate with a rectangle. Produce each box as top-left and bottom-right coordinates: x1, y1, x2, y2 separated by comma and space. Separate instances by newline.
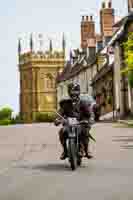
68, 132, 76, 137
68, 117, 77, 125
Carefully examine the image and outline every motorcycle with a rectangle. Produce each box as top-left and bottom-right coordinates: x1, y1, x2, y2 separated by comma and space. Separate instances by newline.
55, 112, 89, 170
66, 117, 83, 170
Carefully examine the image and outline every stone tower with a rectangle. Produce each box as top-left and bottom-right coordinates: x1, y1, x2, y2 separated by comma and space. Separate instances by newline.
100, 0, 115, 43
81, 15, 96, 50
18, 34, 65, 122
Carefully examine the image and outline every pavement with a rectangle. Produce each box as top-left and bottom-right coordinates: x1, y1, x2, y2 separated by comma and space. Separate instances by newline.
100, 111, 133, 125
118, 119, 133, 126
99, 111, 117, 121
0, 122, 133, 199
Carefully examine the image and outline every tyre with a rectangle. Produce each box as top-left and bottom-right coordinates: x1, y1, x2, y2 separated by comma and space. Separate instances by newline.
68, 139, 77, 171
77, 156, 82, 166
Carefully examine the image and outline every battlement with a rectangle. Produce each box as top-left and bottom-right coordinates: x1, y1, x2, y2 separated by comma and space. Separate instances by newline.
19, 50, 65, 65
18, 33, 66, 64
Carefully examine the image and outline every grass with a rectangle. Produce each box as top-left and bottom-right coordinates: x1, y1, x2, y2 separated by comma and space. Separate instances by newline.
114, 120, 133, 128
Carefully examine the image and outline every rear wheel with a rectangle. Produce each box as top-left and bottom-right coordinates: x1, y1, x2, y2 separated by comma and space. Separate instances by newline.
68, 139, 77, 170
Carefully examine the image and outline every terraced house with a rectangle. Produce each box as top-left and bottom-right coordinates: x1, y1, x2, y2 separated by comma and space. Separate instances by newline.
57, 1, 115, 113
57, 1, 133, 118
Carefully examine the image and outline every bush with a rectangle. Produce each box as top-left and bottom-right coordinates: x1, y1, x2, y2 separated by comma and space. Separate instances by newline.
128, 71, 133, 88
11, 115, 24, 124
0, 119, 12, 126
0, 107, 13, 120
35, 112, 56, 123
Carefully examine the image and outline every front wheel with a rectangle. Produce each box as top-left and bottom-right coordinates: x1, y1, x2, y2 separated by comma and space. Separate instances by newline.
77, 156, 82, 166
68, 139, 77, 171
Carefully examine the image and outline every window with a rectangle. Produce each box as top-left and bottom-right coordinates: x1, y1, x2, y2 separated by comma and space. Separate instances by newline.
45, 73, 54, 89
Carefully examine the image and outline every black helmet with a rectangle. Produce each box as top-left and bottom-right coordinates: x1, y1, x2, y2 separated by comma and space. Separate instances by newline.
67, 82, 80, 100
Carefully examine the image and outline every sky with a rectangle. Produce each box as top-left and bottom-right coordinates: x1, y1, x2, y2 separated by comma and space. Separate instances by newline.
0, 0, 128, 114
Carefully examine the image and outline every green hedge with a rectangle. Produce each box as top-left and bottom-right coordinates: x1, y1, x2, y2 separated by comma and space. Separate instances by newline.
0, 119, 12, 126
11, 115, 24, 124
35, 112, 56, 123
0, 106, 24, 126
0, 107, 13, 125
0, 107, 13, 120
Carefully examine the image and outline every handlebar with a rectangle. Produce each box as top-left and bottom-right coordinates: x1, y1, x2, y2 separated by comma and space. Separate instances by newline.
54, 111, 91, 126
79, 120, 89, 124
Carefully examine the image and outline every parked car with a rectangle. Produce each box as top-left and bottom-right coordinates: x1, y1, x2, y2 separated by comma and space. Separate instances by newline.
80, 94, 101, 122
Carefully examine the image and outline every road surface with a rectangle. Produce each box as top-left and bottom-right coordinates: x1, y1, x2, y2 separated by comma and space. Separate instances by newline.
0, 122, 132, 200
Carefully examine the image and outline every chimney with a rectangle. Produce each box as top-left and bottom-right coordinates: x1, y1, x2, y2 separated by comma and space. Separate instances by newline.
82, 16, 85, 21
86, 15, 89, 21
81, 15, 96, 50
90, 15, 93, 21
102, 2, 106, 9
128, 0, 133, 13
100, 0, 115, 45
108, 0, 112, 8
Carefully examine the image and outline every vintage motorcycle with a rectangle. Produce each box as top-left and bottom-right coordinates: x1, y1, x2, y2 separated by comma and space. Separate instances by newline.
56, 113, 89, 171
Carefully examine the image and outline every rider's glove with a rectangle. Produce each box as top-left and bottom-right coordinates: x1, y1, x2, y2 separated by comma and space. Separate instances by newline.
54, 119, 61, 126
62, 119, 67, 126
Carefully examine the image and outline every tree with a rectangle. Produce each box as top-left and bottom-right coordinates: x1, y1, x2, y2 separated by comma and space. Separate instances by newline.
122, 32, 133, 87
0, 107, 13, 120
121, 32, 133, 115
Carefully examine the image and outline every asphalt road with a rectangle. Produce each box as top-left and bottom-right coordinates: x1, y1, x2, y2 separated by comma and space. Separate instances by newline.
0, 122, 133, 200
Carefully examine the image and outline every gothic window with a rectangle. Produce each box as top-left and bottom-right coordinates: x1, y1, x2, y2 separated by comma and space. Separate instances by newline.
45, 73, 54, 89
22, 71, 31, 90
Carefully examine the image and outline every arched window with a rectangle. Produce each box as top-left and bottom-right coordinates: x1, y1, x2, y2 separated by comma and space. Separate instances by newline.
45, 73, 54, 89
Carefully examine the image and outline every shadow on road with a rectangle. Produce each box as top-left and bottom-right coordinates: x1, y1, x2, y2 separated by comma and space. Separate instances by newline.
17, 162, 74, 172
16, 159, 87, 172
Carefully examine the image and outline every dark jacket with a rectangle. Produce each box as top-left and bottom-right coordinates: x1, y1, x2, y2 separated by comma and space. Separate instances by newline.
55, 98, 95, 142
56, 98, 91, 121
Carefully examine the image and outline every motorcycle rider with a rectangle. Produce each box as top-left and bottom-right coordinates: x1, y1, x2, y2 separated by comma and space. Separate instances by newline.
54, 82, 95, 160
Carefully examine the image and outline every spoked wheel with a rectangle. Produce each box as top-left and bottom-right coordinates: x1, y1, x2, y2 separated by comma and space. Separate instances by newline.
68, 139, 77, 171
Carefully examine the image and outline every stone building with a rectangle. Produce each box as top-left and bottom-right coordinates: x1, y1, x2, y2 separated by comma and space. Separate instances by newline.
92, 11, 133, 118
57, 1, 133, 119
57, 0, 115, 114
91, 0, 115, 115
91, 53, 114, 115
112, 12, 133, 117
57, 51, 96, 106
57, 14, 97, 104
18, 34, 65, 122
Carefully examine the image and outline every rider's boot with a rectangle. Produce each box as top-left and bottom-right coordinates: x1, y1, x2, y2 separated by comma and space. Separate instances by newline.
59, 129, 67, 160
60, 144, 67, 160
84, 140, 93, 159
78, 143, 84, 157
